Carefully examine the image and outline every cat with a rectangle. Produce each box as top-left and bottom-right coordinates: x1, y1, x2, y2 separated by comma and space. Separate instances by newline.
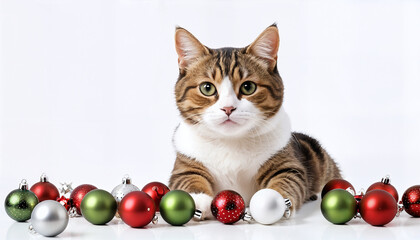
169, 24, 341, 220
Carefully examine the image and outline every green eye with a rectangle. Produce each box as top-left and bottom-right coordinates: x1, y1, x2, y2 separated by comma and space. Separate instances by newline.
199, 82, 217, 96
240, 81, 257, 95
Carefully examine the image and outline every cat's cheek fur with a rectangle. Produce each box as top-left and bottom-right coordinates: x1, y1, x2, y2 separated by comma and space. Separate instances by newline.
189, 193, 214, 220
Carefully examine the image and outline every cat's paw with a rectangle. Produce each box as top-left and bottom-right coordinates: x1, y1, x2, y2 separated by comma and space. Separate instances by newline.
189, 193, 214, 220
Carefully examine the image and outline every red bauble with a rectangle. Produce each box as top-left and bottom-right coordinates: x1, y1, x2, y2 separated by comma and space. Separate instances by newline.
57, 196, 72, 211
359, 189, 397, 226
30, 174, 60, 202
321, 179, 355, 198
211, 190, 245, 224
402, 185, 420, 217
366, 176, 399, 202
70, 184, 97, 215
141, 182, 170, 211
119, 191, 156, 228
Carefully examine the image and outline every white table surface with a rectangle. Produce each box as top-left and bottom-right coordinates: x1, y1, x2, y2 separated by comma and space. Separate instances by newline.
2, 196, 420, 240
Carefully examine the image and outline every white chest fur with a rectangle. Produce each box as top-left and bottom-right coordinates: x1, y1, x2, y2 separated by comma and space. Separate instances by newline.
173, 107, 292, 205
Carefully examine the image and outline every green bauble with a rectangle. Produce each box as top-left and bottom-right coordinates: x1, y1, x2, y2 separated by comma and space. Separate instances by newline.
321, 189, 357, 224
159, 190, 195, 226
5, 180, 39, 222
81, 189, 117, 225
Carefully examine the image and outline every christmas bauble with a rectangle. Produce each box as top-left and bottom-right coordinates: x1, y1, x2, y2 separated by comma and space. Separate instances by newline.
57, 196, 72, 211
211, 190, 245, 224
159, 190, 195, 226
366, 176, 399, 202
30, 200, 69, 237
359, 189, 397, 226
321, 179, 355, 198
111, 175, 140, 217
29, 173, 60, 202
119, 191, 156, 228
402, 185, 420, 217
249, 189, 286, 225
70, 184, 97, 215
142, 181, 170, 211
321, 189, 357, 224
5, 180, 39, 222
81, 189, 117, 225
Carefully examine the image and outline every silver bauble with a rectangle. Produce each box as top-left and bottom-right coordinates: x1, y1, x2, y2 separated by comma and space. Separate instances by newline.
111, 175, 140, 217
249, 189, 286, 225
30, 200, 69, 237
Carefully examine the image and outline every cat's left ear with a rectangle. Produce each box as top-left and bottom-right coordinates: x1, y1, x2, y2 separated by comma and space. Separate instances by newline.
246, 24, 280, 70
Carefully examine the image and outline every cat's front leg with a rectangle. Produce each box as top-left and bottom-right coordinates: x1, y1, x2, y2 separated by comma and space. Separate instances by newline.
169, 153, 216, 220
255, 153, 308, 217
189, 193, 214, 220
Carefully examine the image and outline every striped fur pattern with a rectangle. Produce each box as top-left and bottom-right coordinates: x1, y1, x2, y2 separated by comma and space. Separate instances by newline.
169, 25, 341, 219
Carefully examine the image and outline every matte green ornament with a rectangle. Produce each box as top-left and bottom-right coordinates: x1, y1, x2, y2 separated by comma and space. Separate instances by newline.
321, 189, 357, 224
159, 190, 195, 226
5, 180, 39, 222
81, 189, 117, 225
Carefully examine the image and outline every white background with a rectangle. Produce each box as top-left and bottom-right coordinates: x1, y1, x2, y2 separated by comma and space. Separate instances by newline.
1, 0, 420, 239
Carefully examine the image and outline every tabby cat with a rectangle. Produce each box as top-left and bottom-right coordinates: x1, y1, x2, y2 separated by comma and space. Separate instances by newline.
169, 24, 341, 219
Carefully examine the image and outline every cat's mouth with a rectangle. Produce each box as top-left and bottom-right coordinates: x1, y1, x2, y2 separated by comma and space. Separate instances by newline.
220, 119, 238, 125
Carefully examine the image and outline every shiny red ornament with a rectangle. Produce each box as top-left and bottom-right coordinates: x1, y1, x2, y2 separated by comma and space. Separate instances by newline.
359, 189, 397, 226
402, 185, 420, 217
30, 174, 60, 202
211, 190, 245, 224
119, 191, 156, 228
366, 176, 399, 202
70, 184, 97, 215
321, 179, 355, 198
57, 196, 72, 211
141, 182, 170, 211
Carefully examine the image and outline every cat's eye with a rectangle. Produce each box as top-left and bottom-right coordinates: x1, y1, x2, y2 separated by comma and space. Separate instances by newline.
240, 81, 257, 95
199, 82, 217, 96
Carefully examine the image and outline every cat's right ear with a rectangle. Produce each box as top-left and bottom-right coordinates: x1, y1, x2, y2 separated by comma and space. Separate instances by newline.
175, 27, 209, 70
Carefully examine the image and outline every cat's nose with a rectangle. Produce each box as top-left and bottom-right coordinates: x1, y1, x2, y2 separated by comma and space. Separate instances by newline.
221, 106, 236, 116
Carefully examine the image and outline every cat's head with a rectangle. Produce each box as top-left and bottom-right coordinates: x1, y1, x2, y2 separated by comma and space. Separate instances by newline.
174, 25, 284, 138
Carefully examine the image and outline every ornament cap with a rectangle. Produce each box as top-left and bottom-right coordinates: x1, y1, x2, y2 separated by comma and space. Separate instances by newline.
193, 209, 203, 220
40, 173, 48, 182
284, 198, 292, 219
243, 211, 253, 222
19, 179, 28, 190
381, 175, 391, 185
152, 215, 159, 224
29, 224, 36, 234
122, 175, 131, 184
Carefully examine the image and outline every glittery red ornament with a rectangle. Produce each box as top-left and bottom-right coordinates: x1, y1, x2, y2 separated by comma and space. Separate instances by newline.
30, 174, 60, 202
211, 190, 245, 224
70, 184, 97, 215
119, 191, 156, 228
366, 176, 399, 202
321, 179, 355, 198
57, 196, 72, 211
141, 182, 170, 211
359, 189, 397, 226
402, 185, 420, 217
